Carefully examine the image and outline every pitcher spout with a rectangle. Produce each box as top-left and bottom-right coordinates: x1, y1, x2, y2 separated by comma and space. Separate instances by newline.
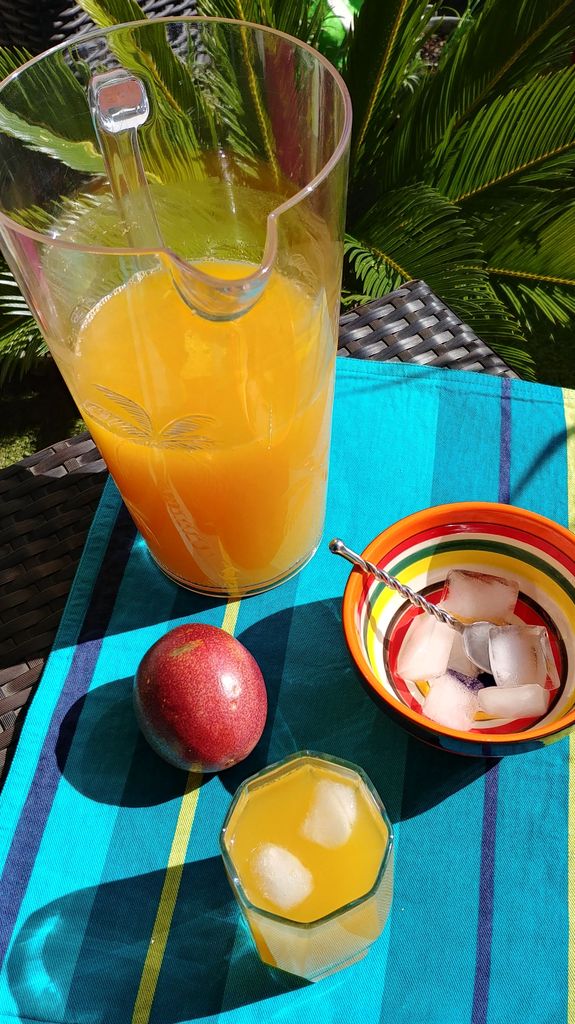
168, 246, 274, 321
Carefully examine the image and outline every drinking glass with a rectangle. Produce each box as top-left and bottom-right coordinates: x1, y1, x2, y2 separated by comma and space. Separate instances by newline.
220, 751, 394, 981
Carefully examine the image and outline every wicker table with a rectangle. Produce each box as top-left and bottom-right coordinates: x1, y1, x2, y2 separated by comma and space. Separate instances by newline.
0, 280, 515, 784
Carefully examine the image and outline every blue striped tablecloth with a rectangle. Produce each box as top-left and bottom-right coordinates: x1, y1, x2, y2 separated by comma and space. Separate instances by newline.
1, 358, 574, 1024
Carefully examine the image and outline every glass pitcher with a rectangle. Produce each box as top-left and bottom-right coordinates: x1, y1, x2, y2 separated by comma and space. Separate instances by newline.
0, 18, 351, 596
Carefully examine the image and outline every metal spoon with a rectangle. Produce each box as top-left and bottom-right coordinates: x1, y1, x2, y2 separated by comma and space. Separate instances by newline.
329, 538, 492, 670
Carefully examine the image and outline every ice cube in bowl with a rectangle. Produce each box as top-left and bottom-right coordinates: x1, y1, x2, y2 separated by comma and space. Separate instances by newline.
422, 670, 482, 732
441, 568, 518, 623
488, 624, 556, 689
478, 684, 550, 720
340, 502, 575, 756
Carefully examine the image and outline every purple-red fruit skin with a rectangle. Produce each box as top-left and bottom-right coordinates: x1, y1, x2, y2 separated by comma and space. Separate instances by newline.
134, 623, 267, 772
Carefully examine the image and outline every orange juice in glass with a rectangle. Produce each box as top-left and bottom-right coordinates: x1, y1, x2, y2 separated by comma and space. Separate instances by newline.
220, 752, 394, 981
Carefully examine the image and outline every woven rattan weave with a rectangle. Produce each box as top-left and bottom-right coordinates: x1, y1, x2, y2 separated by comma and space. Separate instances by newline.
0, 0, 198, 51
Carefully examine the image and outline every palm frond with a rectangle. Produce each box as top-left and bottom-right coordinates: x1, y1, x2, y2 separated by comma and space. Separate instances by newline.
76, 0, 144, 25
269, 0, 332, 46
465, 196, 575, 341
77, 0, 201, 119
344, 236, 404, 296
199, 0, 332, 46
0, 321, 48, 386
0, 47, 33, 78
345, 235, 535, 376
478, 194, 575, 281
0, 263, 47, 385
348, 183, 494, 293
383, 0, 575, 189
446, 0, 575, 123
345, 0, 436, 167
0, 45, 103, 171
428, 68, 575, 203
196, 0, 334, 182
193, 0, 271, 23
77, 1, 265, 180
0, 106, 103, 173
0, 46, 93, 142
0, 271, 33, 316
344, 183, 535, 376
494, 280, 575, 334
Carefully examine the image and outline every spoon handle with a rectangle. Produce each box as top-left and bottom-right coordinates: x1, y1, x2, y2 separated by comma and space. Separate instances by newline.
329, 538, 462, 632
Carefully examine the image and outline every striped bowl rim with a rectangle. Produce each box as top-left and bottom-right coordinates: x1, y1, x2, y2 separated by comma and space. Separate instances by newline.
342, 502, 575, 748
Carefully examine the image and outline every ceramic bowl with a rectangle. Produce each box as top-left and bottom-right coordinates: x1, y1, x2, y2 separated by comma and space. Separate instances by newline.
341, 502, 575, 756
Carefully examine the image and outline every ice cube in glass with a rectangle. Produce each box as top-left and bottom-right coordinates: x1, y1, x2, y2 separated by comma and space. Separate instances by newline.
251, 843, 313, 911
302, 779, 358, 849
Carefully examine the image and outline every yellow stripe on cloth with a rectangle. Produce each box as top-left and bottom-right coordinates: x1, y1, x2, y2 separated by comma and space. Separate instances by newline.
221, 599, 241, 637
132, 771, 201, 1024
132, 598, 241, 1024
563, 391, 575, 1023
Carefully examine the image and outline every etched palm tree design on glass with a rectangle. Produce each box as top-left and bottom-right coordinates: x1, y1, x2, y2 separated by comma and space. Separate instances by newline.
84, 386, 215, 450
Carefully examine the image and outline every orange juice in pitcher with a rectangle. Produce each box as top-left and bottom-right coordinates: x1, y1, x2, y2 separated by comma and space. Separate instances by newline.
76, 261, 335, 594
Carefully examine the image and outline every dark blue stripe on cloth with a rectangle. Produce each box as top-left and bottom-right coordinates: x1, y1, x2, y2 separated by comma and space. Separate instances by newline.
471, 765, 499, 1024
498, 377, 512, 506
0, 503, 136, 967
471, 376, 510, 1023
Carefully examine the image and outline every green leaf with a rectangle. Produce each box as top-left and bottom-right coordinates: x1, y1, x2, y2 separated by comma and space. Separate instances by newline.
0, 105, 103, 173
344, 183, 535, 376
0, 317, 48, 387
199, 0, 332, 46
428, 68, 575, 203
383, 0, 575, 189
0, 45, 103, 172
345, 0, 436, 165
494, 280, 575, 340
